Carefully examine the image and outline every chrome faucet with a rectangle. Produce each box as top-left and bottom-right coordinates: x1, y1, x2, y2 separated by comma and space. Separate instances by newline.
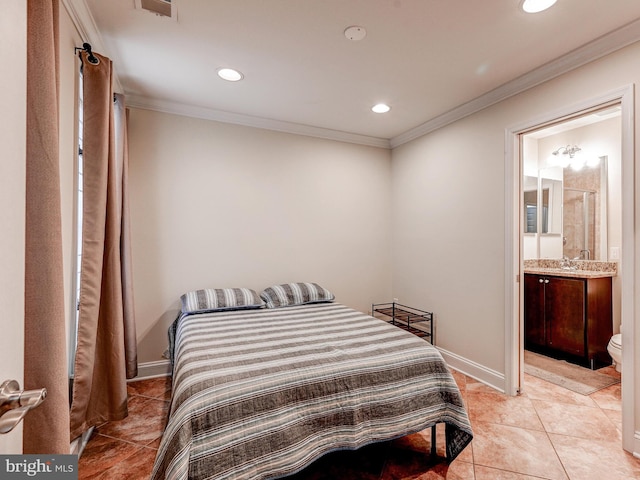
560, 255, 572, 269
580, 249, 591, 260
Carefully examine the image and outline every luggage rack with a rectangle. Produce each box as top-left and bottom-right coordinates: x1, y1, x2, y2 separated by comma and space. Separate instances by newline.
372, 302, 433, 344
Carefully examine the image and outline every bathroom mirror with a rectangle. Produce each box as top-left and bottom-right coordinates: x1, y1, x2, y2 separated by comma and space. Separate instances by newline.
523, 176, 538, 233
522, 172, 562, 235
540, 170, 563, 235
523, 157, 608, 260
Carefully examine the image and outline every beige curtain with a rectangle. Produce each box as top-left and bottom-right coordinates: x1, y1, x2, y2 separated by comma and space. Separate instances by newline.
119, 103, 138, 380
69, 51, 138, 440
24, 0, 71, 454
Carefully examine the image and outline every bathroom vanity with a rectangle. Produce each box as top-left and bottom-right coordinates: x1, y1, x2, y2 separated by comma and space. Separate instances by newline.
524, 261, 616, 369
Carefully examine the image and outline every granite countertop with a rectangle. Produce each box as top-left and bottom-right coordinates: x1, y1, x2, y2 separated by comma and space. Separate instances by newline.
524, 259, 617, 279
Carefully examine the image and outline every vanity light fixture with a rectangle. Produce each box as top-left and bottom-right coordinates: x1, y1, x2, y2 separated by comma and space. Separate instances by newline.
372, 103, 391, 114
552, 144, 581, 159
550, 144, 600, 170
521, 0, 557, 13
217, 68, 244, 82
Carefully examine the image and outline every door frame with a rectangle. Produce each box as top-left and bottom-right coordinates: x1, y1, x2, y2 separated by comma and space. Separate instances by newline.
504, 84, 636, 453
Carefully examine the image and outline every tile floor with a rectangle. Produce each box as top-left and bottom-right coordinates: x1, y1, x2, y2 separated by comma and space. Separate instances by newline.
78, 366, 639, 480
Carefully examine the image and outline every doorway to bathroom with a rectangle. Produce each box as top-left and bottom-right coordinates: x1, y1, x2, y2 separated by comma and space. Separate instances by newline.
505, 85, 635, 454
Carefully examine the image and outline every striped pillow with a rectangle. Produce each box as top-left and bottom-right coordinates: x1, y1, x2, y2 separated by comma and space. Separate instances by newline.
260, 282, 335, 308
180, 288, 265, 314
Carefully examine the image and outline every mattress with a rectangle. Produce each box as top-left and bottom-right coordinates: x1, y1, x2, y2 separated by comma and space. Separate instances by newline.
151, 302, 472, 480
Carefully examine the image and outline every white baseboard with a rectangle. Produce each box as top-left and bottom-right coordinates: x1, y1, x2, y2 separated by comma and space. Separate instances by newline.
135, 349, 506, 393
437, 346, 505, 394
634, 431, 640, 459
132, 359, 171, 380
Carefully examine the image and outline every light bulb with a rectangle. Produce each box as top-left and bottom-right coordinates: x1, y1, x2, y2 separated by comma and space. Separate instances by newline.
521, 0, 557, 13
372, 103, 391, 113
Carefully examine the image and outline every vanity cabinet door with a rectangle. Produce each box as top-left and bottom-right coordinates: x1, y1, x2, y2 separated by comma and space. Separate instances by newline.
524, 272, 612, 368
545, 277, 585, 356
524, 274, 545, 349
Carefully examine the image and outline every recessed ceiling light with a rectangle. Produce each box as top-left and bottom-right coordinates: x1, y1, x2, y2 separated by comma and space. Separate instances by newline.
372, 103, 391, 114
521, 0, 557, 13
217, 68, 244, 82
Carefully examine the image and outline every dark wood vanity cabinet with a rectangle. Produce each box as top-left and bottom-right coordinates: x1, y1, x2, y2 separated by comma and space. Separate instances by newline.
524, 273, 612, 369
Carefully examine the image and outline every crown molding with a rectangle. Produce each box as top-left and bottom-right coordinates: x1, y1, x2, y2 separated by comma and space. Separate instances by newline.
389, 17, 640, 148
61, 0, 124, 93
63, 0, 640, 151
126, 95, 391, 149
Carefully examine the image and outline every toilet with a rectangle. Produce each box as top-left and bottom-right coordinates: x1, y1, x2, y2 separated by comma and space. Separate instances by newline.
607, 326, 622, 373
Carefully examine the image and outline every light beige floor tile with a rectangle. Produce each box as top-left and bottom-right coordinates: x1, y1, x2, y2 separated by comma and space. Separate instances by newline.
472, 421, 567, 480
81, 367, 628, 480
549, 433, 640, 480
522, 374, 597, 407
531, 399, 620, 441
78, 434, 144, 480
474, 465, 551, 479
596, 365, 621, 379
601, 407, 623, 432
127, 376, 172, 401
97, 395, 170, 445
465, 381, 501, 395
467, 390, 544, 431
94, 446, 158, 480
589, 383, 622, 411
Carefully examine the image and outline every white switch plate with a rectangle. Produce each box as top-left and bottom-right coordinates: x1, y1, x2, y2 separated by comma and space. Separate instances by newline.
610, 247, 620, 260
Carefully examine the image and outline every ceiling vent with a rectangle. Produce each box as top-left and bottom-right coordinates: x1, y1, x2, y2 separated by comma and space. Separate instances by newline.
135, 0, 176, 20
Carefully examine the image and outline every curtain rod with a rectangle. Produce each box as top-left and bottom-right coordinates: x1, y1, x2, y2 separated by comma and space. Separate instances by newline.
74, 42, 99, 65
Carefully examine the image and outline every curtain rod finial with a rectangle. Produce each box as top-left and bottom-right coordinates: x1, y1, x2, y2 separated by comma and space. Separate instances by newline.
76, 42, 100, 66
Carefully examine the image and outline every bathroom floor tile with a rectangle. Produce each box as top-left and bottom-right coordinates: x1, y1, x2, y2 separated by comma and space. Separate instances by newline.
597, 365, 622, 379
589, 383, 622, 411
522, 373, 597, 407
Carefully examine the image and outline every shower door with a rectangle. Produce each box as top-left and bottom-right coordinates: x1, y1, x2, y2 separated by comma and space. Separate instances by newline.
563, 188, 596, 260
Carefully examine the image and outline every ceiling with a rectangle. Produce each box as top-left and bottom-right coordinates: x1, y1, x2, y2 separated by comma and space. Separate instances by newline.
74, 0, 640, 147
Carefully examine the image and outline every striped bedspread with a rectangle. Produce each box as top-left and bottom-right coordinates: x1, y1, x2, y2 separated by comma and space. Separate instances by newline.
151, 303, 472, 480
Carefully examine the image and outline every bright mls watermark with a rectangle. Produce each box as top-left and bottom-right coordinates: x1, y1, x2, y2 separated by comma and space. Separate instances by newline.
0, 455, 77, 479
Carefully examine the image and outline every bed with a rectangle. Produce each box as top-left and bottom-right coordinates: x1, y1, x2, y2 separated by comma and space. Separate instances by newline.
151, 284, 472, 480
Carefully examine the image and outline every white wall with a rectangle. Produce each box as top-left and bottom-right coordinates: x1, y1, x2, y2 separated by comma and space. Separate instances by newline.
391, 112, 506, 375
0, 0, 26, 454
128, 109, 393, 363
391, 41, 639, 381
391, 40, 640, 452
